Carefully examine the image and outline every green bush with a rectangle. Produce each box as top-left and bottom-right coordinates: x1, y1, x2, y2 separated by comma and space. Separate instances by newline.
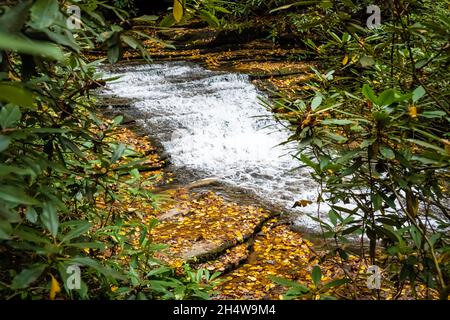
0, 0, 216, 300
268, 0, 450, 299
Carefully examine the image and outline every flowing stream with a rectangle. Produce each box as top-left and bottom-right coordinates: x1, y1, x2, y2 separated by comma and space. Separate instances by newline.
102, 61, 325, 230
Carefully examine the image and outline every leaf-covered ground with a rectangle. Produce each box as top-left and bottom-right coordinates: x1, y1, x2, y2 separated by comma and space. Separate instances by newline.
97, 119, 438, 300
94, 23, 440, 299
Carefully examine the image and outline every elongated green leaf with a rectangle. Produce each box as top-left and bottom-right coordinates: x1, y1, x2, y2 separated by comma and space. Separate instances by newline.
61, 221, 91, 243
407, 139, 447, 155
380, 145, 395, 160
69, 257, 124, 279
25, 207, 38, 223
311, 94, 323, 110
322, 278, 349, 290
30, 0, 60, 29
11, 264, 46, 289
0, 221, 12, 240
412, 86, 426, 103
112, 144, 126, 163
60, 137, 85, 158
0, 185, 39, 205
321, 119, 354, 125
269, 276, 309, 291
0, 84, 34, 107
0, 105, 22, 129
269, 1, 318, 13
410, 226, 422, 248
0, 135, 11, 153
41, 201, 59, 237
362, 84, 378, 104
312, 266, 322, 286
121, 35, 140, 49
0, 164, 35, 177
0, 31, 63, 60
133, 15, 159, 23
378, 89, 396, 107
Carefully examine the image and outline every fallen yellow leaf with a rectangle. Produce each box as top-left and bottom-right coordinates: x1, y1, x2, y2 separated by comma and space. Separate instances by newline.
50, 274, 61, 300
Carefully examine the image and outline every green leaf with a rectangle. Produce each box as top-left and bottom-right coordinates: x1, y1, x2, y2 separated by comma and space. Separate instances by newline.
312, 266, 322, 287
61, 221, 91, 243
0, 105, 22, 129
0, 84, 34, 107
412, 86, 426, 103
30, 0, 60, 29
372, 193, 382, 211
321, 119, 354, 125
311, 94, 323, 110
421, 111, 446, 119
0, 31, 63, 60
269, 276, 309, 292
0, 164, 35, 177
41, 201, 59, 237
362, 84, 378, 104
328, 210, 338, 226
326, 132, 347, 143
0, 221, 12, 240
0, 135, 11, 153
410, 226, 422, 248
380, 145, 395, 160
360, 56, 375, 68
0, 185, 39, 205
13, 226, 51, 244
199, 9, 220, 27
322, 278, 349, 290
0, 0, 33, 33
342, 225, 361, 235
407, 139, 447, 155
69, 257, 125, 280
112, 144, 126, 163
121, 35, 140, 49
270, 1, 320, 13
60, 137, 85, 158
11, 264, 46, 289
378, 89, 396, 107
25, 207, 38, 223
133, 15, 159, 23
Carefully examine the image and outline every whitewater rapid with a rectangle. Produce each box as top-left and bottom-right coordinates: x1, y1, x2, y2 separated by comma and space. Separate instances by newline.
102, 62, 325, 229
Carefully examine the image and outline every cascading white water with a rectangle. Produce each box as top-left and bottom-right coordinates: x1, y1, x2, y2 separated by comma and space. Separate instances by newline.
103, 62, 325, 229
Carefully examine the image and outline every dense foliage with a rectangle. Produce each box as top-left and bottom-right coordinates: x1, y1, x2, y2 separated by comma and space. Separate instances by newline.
265, 0, 450, 299
1, 0, 448, 301
0, 0, 218, 300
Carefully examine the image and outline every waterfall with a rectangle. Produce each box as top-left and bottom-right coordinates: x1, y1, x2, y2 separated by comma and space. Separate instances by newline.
102, 62, 327, 230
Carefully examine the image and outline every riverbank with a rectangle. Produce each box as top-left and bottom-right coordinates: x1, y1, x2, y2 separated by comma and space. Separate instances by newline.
93, 24, 437, 298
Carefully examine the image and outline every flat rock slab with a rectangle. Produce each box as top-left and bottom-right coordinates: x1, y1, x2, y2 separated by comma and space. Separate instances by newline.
151, 190, 273, 263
